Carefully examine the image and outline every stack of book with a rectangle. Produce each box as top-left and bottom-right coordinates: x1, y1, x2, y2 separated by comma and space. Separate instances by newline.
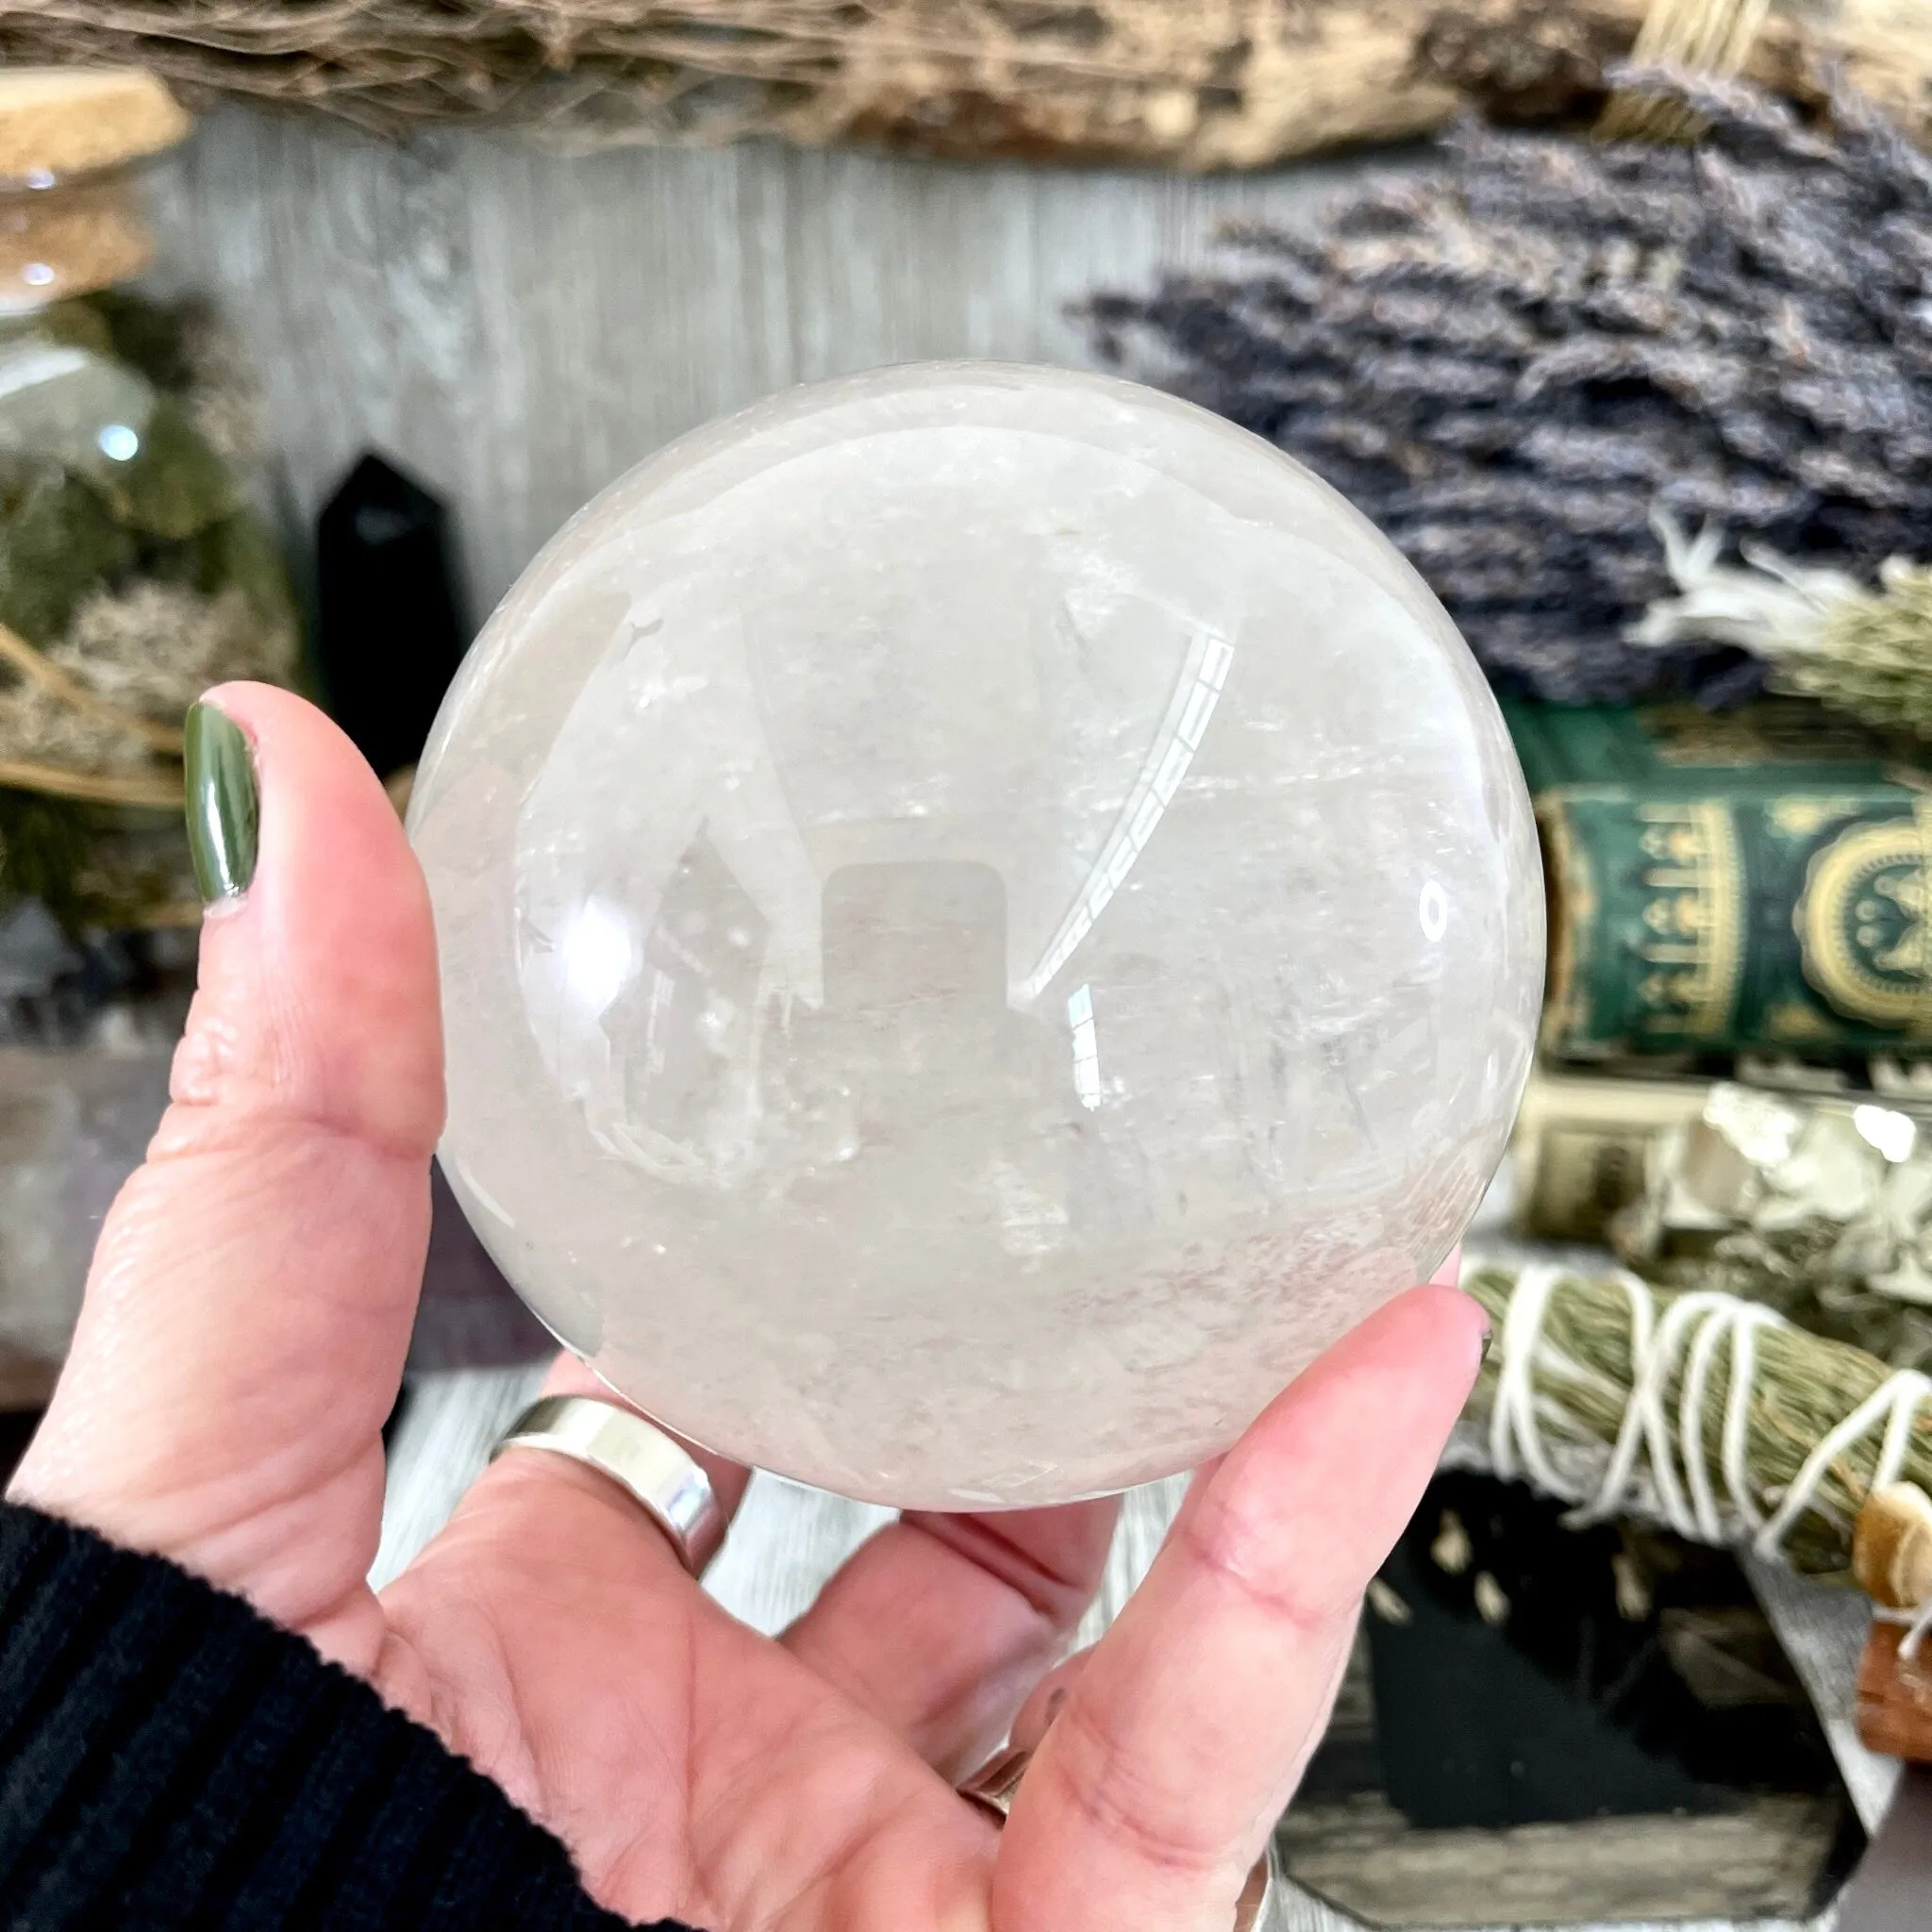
1502, 697, 1932, 1245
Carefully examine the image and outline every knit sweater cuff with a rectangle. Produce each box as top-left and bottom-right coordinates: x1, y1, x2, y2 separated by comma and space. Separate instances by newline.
0, 1502, 681, 1931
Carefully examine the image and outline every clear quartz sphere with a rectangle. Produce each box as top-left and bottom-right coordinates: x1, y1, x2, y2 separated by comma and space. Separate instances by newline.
410, 363, 1543, 1509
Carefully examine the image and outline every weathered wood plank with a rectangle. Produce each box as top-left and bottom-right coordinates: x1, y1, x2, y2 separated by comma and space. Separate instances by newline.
142, 108, 1380, 623
8, 2, 1930, 159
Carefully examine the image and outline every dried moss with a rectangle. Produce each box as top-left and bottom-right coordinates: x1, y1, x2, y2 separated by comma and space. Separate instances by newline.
1793, 561, 1932, 738
0, 290, 294, 926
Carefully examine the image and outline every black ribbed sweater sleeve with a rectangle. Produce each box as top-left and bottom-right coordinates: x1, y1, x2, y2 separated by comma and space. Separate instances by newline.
0, 1503, 699, 1931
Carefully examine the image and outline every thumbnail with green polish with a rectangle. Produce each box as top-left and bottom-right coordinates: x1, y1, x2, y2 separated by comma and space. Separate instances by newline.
184, 702, 258, 902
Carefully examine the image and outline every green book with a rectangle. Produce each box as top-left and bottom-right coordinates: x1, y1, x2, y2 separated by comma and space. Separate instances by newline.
1499, 697, 1899, 793
1503, 700, 1932, 1060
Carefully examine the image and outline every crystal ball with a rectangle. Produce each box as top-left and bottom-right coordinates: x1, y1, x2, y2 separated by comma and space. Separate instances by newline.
409, 363, 1543, 1509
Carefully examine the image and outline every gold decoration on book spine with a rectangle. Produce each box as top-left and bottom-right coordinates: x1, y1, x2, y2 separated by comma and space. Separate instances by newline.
1795, 802, 1932, 1036
1634, 800, 1743, 1039
1537, 802, 1592, 1058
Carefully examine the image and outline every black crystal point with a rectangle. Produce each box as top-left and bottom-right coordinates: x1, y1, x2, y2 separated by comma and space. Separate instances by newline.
316, 453, 468, 779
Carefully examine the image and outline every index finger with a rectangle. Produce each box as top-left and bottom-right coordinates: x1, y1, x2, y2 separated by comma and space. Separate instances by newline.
991, 1282, 1486, 1932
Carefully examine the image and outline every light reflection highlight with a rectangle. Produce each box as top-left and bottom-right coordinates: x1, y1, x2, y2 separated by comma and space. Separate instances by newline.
1068, 983, 1102, 1108
1023, 629, 1233, 1000
559, 896, 638, 1017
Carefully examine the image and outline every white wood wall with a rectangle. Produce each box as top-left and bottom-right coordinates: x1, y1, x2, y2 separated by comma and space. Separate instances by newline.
144, 108, 1376, 621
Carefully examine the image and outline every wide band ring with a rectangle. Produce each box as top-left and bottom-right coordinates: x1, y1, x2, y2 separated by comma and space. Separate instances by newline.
491, 1394, 726, 1576
958, 1745, 1280, 1932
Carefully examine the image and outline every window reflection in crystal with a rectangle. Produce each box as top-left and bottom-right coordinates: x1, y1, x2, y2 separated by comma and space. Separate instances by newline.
1069, 984, 1102, 1109
1024, 630, 1233, 1001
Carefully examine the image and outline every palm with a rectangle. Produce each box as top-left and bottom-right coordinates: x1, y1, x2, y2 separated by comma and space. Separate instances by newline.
38, 1123, 1090, 1930
10, 687, 1484, 1932
378, 1475, 1020, 1930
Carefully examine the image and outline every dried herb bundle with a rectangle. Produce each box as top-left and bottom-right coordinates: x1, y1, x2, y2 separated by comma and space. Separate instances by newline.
1086, 70, 1932, 704
1462, 1263, 1932, 1575
1633, 508, 1932, 738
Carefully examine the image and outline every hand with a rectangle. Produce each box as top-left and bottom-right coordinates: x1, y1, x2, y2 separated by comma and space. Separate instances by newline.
10, 685, 1487, 1932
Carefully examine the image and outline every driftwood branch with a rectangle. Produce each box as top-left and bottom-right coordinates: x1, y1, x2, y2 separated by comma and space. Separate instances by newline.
1, 0, 1924, 160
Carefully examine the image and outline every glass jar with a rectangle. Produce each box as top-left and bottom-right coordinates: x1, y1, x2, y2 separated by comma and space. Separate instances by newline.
0, 162, 153, 310
0, 71, 297, 931
0, 72, 297, 1400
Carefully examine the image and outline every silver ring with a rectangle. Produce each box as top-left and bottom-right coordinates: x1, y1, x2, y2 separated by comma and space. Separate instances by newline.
958, 1745, 1281, 1929
491, 1394, 725, 1576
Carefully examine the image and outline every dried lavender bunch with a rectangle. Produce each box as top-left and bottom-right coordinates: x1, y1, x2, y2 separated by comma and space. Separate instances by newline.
1083, 69, 1932, 704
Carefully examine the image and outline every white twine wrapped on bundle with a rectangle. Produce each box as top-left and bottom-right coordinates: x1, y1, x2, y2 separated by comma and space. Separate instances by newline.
1458, 1263, 1932, 1579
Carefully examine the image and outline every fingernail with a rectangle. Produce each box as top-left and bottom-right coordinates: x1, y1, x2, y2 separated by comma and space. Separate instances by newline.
184, 701, 258, 904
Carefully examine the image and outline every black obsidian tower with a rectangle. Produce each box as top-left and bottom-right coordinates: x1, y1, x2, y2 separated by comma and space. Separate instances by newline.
316, 453, 468, 778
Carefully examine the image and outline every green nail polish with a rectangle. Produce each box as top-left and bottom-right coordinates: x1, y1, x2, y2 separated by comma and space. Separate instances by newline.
184, 701, 258, 903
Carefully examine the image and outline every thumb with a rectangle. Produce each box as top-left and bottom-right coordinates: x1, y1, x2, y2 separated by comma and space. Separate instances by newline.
10, 684, 443, 1663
